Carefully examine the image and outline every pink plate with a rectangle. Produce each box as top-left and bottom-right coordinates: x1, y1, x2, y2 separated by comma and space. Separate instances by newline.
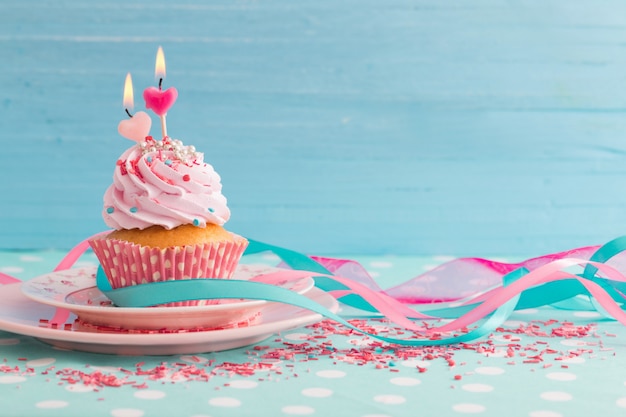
0, 284, 337, 355
21, 265, 314, 331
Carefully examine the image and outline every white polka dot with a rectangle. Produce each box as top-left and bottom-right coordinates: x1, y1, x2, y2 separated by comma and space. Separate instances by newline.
0, 338, 20, 346
348, 338, 374, 346
134, 390, 166, 400
19, 255, 43, 262
284, 333, 309, 341
540, 391, 573, 402
502, 320, 527, 327
282, 405, 315, 415
490, 335, 513, 343
572, 311, 602, 318
483, 349, 507, 358
0, 376, 26, 384
315, 370, 346, 378
452, 403, 486, 413
180, 355, 209, 364
374, 395, 406, 405
462, 383, 494, 393
560, 340, 586, 347
66, 384, 96, 393
228, 380, 258, 389
302, 387, 333, 398
89, 366, 121, 373
35, 400, 68, 409
616, 397, 626, 408
434, 255, 455, 262
475, 367, 505, 376
401, 359, 431, 369
390, 377, 421, 386
111, 409, 145, 417
26, 358, 56, 368
529, 411, 563, 417
546, 372, 576, 382
369, 271, 381, 278
262, 253, 280, 261
370, 261, 393, 268
209, 397, 241, 407
0, 266, 23, 274
514, 309, 538, 315
559, 356, 585, 364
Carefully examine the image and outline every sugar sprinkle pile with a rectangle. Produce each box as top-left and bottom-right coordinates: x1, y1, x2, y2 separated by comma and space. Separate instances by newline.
1, 317, 612, 392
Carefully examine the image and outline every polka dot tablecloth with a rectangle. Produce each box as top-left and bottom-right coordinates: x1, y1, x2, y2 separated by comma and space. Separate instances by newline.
2, 251, 626, 417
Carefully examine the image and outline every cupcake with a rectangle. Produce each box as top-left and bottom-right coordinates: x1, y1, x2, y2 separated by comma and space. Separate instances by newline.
89, 135, 248, 307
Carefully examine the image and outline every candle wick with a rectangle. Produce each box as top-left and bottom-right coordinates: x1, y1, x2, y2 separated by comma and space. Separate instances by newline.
158, 78, 163, 90
125, 108, 133, 118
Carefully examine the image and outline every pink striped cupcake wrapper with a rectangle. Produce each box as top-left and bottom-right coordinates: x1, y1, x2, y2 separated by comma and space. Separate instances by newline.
89, 234, 248, 307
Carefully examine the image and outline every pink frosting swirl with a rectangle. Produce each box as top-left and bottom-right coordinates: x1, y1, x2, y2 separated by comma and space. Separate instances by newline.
103, 138, 230, 230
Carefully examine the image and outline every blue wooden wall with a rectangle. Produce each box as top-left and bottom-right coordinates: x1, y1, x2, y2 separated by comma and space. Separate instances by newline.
1, 1, 626, 256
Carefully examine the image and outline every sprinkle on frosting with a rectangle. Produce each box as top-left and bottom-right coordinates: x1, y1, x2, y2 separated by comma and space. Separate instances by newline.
102, 136, 230, 230
138, 136, 201, 167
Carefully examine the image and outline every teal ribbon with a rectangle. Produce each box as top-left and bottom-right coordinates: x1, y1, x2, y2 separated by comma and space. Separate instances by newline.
95, 237, 626, 346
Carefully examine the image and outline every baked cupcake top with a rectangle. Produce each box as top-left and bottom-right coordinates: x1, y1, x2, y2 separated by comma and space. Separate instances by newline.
102, 136, 230, 230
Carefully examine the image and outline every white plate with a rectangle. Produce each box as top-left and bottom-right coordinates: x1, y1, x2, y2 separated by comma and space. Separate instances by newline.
0, 283, 337, 355
20, 265, 314, 331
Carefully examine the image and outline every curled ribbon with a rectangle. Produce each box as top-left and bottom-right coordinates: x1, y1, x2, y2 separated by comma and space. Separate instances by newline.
9, 233, 626, 346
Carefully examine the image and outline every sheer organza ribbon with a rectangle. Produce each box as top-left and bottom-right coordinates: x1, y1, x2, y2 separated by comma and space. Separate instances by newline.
5, 233, 626, 346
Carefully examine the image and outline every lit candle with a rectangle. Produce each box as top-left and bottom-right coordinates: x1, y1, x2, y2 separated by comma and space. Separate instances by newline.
143, 46, 178, 139
118, 73, 152, 142
123, 72, 134, 117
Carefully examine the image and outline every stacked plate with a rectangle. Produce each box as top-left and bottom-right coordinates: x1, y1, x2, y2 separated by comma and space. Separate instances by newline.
0, 265, 337, 355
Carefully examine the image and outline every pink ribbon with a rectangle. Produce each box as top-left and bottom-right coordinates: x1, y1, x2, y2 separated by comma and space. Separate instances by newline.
4, 233, 626, 339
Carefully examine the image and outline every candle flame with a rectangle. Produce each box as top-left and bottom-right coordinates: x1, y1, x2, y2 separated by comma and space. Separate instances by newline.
123, 72, 134, 111
155, 46, 166, 80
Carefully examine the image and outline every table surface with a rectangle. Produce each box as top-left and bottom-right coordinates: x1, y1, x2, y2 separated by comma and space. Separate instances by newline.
1, 250, 626, 417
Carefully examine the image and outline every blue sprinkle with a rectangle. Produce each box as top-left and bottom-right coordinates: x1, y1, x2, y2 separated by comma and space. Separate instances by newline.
165, 159, 172, 166
389, 361, 396, 367
147, 156, 153, 163
130, 207, 138, 213
193, 219, 200, 226
106, 207, 114, 214
208, 207, 215, 213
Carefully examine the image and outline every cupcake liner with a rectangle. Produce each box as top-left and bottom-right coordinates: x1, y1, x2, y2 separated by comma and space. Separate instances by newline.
89, 234, 248, 307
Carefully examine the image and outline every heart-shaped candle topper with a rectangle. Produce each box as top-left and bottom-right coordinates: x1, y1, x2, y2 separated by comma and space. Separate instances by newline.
143, 86, 178, 117
117, 111, 152, 142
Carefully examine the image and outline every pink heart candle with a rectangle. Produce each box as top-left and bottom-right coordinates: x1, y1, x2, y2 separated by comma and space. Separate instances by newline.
143, 86, 178, 117
118, 111, 152, 142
